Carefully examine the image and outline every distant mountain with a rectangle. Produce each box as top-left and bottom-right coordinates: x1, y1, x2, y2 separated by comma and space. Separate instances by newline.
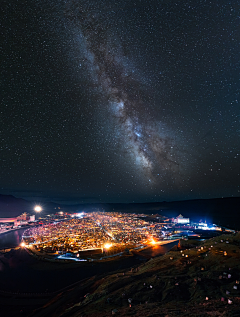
154, 197, 240, 230
79, 197, 239, 229
98, 197, 240, 229
0, 194, 76, 217
0, 195, 239, 229
0, 194, 32, 217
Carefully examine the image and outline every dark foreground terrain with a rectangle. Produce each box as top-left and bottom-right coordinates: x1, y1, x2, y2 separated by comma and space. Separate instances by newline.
0, 242, 178, 317
3, 232, 240, 317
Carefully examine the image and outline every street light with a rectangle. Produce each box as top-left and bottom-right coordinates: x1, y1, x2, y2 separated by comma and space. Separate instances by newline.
150, 238, 156, 245
34, 205, 42, 212
103, 243, 112, 255
104, 243, 112, 249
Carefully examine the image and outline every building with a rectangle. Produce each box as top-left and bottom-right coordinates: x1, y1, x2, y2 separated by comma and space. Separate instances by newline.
173, 214, 190, 224
0, 213, 35, 227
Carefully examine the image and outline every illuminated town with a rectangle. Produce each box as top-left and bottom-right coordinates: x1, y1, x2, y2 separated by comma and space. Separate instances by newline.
18, 211, 233, 261
21, 212, 164, 259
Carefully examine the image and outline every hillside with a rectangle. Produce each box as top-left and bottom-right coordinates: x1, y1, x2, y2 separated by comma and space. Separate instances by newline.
0, 194, 31, 217
30, 233, 240, 317
0, 194, 77, 217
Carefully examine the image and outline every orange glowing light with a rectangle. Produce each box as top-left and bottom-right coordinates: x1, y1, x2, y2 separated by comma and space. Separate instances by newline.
104, 243, 112, 249
150, 239, 156, 245
21, 242, 26, 247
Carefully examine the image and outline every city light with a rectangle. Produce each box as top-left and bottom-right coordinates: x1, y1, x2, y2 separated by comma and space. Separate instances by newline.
34, 205, 42, 212
150, 239, 157, 245
20, 242, 26, 247
18, 211, 230, 262
76, 212, 84, 218
104, 243, 112, 249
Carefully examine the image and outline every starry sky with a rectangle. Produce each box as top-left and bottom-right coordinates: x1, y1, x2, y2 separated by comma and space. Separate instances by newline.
1, 0, 240, 204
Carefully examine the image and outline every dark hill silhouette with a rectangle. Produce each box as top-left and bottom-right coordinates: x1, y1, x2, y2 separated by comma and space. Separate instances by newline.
0, 194, 74, 217
0, 194, 32, 217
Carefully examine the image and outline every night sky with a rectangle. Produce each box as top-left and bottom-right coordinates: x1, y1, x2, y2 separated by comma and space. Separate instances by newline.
1, 0, 240, 204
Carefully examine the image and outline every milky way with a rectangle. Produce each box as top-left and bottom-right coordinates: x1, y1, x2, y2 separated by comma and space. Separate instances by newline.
65, 1, 185, 186
1, 0, 239, 202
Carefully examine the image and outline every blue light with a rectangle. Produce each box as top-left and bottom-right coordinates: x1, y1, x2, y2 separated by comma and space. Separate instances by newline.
76, 212, 84, 218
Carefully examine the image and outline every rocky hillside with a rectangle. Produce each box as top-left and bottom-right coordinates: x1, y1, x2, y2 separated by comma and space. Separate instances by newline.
31, 233, 240, 317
